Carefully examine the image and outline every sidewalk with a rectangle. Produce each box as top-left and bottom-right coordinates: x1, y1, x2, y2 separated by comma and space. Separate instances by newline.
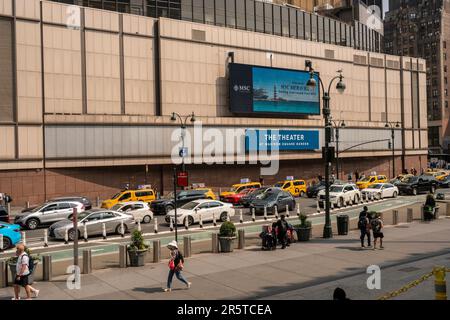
2, 218, 450, 300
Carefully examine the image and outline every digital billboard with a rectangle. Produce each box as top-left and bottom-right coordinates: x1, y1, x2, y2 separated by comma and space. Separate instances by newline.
229, 63, 320, 116
245, 129, 320, 151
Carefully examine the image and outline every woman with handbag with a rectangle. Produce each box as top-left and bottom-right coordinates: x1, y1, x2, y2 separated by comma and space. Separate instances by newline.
164, 240, 191, 292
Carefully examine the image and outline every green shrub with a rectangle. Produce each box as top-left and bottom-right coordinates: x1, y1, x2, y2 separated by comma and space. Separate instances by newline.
7, 247, 41, 264
293, 213, 311, 228
128, 229, 149, 251
219, 221, 236, 237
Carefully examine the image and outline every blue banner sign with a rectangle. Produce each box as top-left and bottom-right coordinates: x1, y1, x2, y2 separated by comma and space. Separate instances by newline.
245, 129, 320, 151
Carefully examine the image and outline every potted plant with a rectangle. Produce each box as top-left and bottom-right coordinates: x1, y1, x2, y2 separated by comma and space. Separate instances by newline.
218, 221, 236, 252
127, 229, 149, 267
294, 214, 312, 242
7, 247, 40, 284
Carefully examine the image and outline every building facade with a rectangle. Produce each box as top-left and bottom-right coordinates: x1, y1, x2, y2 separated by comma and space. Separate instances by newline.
384, 0, 450, 158
0, 0, 427, 205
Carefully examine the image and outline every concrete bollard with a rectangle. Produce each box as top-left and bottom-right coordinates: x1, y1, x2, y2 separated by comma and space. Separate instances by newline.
297, 203, 300, 217
213, 213, 217, 227
286, 205, 290, 217
238, 229, 245, 249
212, 233, 219, 253
42, 255, 52, 281
0, 234, 3, 253
82, 250, 92, 274
251, 208, 256, 222
64, 228, 69, 245
119, 245, 127, 268
154, 218, 158, 234
120, 220, 125, 238
322, 200, 326, 209
21, 231, 26, 246
316, 200, 320, 213
264, 206, 268, 220
153, 240, 161, 263
199, 213, 203, 228
26, 201, 30, 209
392, 210, 398, 225
0, 260, 6, 288
183, 236, 191, 258
226, 212, 230, 222
137, 220, 142, 232
102, 223, 107, 240
43, 229, 48, 247
274, 205, 278, 218
330, 201, 334, 211
407, 208, 413, 222
184, 216, 189, 230
169, 218, 173, 232
239, 209, 243, 223
371, 193, 374, 202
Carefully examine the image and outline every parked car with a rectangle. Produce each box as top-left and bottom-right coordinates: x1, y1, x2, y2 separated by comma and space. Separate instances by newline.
48, 209, 135, 241
110, 201, 153, 223
356, 175, 388, 190
0, 205, 10, 223
317, 183, 361, 208
49, 196, 92, 210
239, 187, 272, 207
390, 174, 414, 186
101, 188, 156, 209
249, 189, 295, 215
273, 179, 307, 197
361, 183, 399, 199
438, 175, 450, 188
14, 201, 85, 230
0, 222, 21, 250
219, 182, 262, 201
222, 188, 257, 205
151, 189, 215, 215
165, 199, 235, 226
306, 181, 326, 198
396, 175, 438, 195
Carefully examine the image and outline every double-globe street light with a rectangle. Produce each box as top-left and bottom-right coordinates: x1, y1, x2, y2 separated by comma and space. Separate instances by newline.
385, 121, 400, 179
305, 62, 346, 239
170, 112, 196, 242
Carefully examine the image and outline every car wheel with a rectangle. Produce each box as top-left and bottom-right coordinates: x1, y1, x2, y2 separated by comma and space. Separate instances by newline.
412, 187, 418, 196
393, 191, 398, 198
142, 215, 152, 224
184, 216, 194, 226
26, 218, 39, 230
68, 228, 80, 241
430, 186, 436, 194
1, 236, 11, 250
165, 205, 174, 214
115, 224, 128, 235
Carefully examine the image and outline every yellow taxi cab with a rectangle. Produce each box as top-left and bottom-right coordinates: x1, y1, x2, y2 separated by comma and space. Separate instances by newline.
219, 181, 261, 201
194, 188, 217, 200
356, 175, 388, 190
101, 188, 156, 209
274, 179, 306, 197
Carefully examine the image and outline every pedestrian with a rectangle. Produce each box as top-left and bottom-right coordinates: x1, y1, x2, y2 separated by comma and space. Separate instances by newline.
12, 244, 39, 300
355, 170, 360, 181
347, 172, 352, 182
358, 206, 371, 248
164, 240, 191, 292
259, 176, 264, 185
317, 173, 323, 182
371, 213, 384, 250
333, 287, 350, 300
275, 215, 289, 249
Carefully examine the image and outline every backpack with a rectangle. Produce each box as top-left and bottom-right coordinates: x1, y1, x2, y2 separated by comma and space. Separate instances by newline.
357, 216, 367, 229
21, 254, 35, 274
371, 219, 381, 233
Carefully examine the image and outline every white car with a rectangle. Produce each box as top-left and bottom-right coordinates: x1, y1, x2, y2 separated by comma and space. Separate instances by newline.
110, 201, 153, 224
317, 183, 361, 208
165, 199, 235, 226
361, 183, 399, 200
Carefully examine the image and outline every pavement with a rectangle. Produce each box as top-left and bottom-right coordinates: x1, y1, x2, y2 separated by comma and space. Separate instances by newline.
2, 215, 450, 300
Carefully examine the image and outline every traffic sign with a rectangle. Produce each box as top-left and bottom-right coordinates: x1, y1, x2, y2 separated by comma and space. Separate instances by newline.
179, 147, 188, 158
177, 171, 189, 187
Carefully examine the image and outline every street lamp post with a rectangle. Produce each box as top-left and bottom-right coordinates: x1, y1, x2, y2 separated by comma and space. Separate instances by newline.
330, 119, 346, 180
170, 112, 196, 242
385, 121, 400, 179
306, 62, 346, 239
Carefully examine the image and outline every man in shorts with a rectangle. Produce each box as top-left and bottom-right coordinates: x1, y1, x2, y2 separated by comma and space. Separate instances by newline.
12, 244, 33, 300
371, 214, 384, 250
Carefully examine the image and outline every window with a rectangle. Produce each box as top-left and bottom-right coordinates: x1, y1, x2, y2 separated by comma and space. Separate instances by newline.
181, 0, 193, 21
264, 2, 273, 34
318, 16, 324, 42
215, 0, 225, 26
0, 19, 13, 122
198, 203, 210, 210
311, 14, 317, 41
246, 0, 255, 31
255, 0, 264, 33
102, 212, 116, 219
330, 19, 335, 45
273, 5, 281, 35
193, 0, 204, 23
86, 213, 102, 221
324, 17, 329, 43
58, 203, 71, 210
204, 0, 214, 25
135, 191, 153, 197
281, 7, 289, 37
236, 0, 245, 29
119, 193, 132, 201
289, 8, 296, 38
43, 204, 58, 212
226, 0, 235, 28
208, 202, 223, 208
304, 12, 310, 40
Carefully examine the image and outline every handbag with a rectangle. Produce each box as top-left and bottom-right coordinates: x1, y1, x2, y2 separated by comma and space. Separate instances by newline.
175, 261, 184, 271
168, 259, 175, 270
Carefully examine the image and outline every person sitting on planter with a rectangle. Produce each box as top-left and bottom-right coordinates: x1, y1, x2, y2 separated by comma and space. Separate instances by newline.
424, 193, 436, 221
275, 215, 289, 249
164, 240, 191, 292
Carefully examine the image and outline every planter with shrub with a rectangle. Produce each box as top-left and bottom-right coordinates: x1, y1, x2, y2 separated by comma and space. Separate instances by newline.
218, 221, 236, 252
127, 229, 149, 267
293, 214, 312, 242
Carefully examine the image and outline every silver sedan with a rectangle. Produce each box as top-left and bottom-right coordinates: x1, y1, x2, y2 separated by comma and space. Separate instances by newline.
48, 209, 135, 241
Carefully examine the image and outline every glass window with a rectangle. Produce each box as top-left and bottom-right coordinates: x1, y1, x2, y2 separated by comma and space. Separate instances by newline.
215, 0, 225, 26
273, 5, 281, 36
303, 12, 310, 40
289, 8, 296, 38
226, 0, 236, 28
330, 19, 335, 45
281, 7, 289, 37
57, 203, 71, 210
193, 0, 204, 23
236, 0, 246, 30
181, 0, 193, 21
264, 3, 273, 34
255, 0, 264, 33
205, 0, 215, 25
169, 0, 181, 19
347, 25, 352, 47
324, 17, 330, 43
336, 21, 341, 45
318, 16, 324, 42
0, 19, 13, 122
311, 14, 317, 41
119, 193, 131, 201
246, 0, 255, 31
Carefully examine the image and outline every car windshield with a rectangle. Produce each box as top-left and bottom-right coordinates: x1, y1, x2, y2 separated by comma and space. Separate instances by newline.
329, 186, 344, 193
274, 182, 284, 188
369, 184, 383, 189
180, 202, 199, 210
111, 193, 121, 200
405, 176, 419, 183
360, 177, 372, 182
260, 192, 278, 201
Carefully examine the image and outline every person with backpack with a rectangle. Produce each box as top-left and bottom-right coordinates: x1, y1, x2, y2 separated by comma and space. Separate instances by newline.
358, 206, 371, 248
371, 213, 384, 250
164, 240, 191, 292
275, 215, 289, 249
12, 244, 39, 300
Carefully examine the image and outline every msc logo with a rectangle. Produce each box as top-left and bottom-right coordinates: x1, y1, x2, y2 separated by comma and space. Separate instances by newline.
233, 85, 251, 92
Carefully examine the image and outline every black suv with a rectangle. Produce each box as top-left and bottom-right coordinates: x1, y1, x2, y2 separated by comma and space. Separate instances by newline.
0, 205, 9, 223
396, 175, 438, 195
306, 181, 326, 198
150, 189, 213, 215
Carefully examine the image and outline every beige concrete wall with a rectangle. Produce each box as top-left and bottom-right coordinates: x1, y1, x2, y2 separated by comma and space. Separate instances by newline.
0, 0, 12, 16
386, 69, 402, 123
15, 0, 40, 20
18, 125, 43, 158
0, 126, 15, 159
